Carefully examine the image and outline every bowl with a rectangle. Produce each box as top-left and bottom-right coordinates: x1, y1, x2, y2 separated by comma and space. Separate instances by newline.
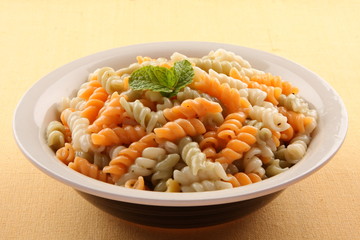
13, 41, 348, 228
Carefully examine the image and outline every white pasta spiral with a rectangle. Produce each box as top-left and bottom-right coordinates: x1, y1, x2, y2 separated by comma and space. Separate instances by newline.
190, 58, 243, 76
144, 91, 179, 111
203, 49, 252, 68
247, 88, 273, 108
176, 86, 217, 103
173, 161, 231, 191
46, 121, 65, 151
284, 134, 310, 164
152, 153, 181, 191
266, 159, 289, 177
57, 96, 86, 113
249, 106, 290, 132
92, 67, 127, 94
278, 94, 318, 119
243, 147, 267, 176
117, 147, 167, 185
62, 109, 104, 153
178, 137, 207, 175
208, 69, 248, 93
120, 98, 167, 133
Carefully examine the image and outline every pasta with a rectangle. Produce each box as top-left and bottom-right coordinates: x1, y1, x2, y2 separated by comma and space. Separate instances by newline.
163, 97, 222, 121
46, 121, 66, 151
68, 157, 113, 183
120, 97, 167, 133
152, 153, 181, 191
46, 49, 318, 192
118, 147, 167, 185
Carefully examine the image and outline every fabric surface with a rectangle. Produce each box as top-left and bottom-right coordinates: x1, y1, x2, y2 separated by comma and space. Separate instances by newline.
1, 0, 359, 239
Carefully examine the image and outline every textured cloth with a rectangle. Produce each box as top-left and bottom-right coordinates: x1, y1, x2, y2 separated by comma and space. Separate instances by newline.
1, 0, 359, 239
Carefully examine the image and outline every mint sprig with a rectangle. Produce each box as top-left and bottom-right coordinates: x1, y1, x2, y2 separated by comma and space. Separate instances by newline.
129, 60, 194, 97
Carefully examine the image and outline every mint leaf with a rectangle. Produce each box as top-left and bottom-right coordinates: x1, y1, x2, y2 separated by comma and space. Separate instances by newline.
130, 66, 173, 92
172, 60, 194, 93
153, 67, 176, 88
129, 60, 194, 97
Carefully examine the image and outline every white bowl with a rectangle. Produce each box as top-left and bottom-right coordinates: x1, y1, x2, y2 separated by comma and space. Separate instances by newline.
13, 42, 348, 228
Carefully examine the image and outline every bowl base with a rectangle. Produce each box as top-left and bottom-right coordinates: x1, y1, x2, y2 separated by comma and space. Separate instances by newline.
76, 190, 283, 228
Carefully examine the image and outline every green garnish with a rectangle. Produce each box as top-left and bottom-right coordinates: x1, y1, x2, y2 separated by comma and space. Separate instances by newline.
129, 60, 194, 97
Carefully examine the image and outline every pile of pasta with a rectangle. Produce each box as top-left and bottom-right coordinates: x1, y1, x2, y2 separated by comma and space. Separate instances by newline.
46, 49, 318, 192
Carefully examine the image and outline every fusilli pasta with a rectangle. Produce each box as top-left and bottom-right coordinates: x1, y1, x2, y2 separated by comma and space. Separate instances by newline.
46, 49, 318, 192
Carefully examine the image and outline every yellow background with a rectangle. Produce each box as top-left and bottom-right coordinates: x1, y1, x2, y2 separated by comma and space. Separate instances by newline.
1, 0, 359, 239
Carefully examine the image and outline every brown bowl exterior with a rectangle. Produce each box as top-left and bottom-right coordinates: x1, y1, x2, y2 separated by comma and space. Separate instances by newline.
76, 190, 283, 228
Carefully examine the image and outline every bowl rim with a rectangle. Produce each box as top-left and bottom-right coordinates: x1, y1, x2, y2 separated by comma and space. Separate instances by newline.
13, 41, 348, 206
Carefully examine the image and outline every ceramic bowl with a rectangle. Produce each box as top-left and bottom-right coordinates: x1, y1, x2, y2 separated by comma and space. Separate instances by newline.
13, 41, 348, 228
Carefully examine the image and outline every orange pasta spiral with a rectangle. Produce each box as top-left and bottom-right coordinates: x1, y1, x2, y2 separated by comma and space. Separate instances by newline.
226, 172, 262, 187
250, 73, 299, 95
216, 126, 258, 164
91, 125, 146, 146
163, 97, 222, 121
230, 68, 282, 105
88, 92, 125, 133
154, 118, 206, 141
69, 157, 113, 183
103, 133, 157, 182
280, 125, 294, 142
199, 131, 226, 159
78, 80, 102, 100
217, 112, 247, 141
191, 70, 250, 113
81, 87, 108, 123
278, 107, 314, 134
56, 143, 75, 165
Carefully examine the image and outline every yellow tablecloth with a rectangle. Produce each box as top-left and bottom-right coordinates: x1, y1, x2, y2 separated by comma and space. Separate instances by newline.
1, 1, 359, 239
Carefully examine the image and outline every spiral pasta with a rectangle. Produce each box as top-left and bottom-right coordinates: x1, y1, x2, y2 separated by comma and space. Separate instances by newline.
178, 137, 207, 175
61, 109, 104, 153
46, 121, 66, 151
91, 125, 146, 146
154, 118, 206, 142
152, 153, 181, 191
57, 96, 86, 112
217, 112, 247, 141
56, 143, 75, 165
47, 49, 318, 192
120, 97, 167, 133
265, 159, 289, 177
278, 94, 317, 119
163, 97, 222, 121
215, 126, 258, 164
226, 172, 262, 187
103, 133, 157, 182
81, 87, 108, 123
250, 73, 299, 96
69, 157, 113, 183
91, 67, 128, 94
88, 92, 125, 133
203, 49, 252, 68
118, 147, 166, 185
191, 67, 250, 113
249, 106, 290, 132
230, 68, 282, 105
173, 161, 230, 191
176, 86, 217, 103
